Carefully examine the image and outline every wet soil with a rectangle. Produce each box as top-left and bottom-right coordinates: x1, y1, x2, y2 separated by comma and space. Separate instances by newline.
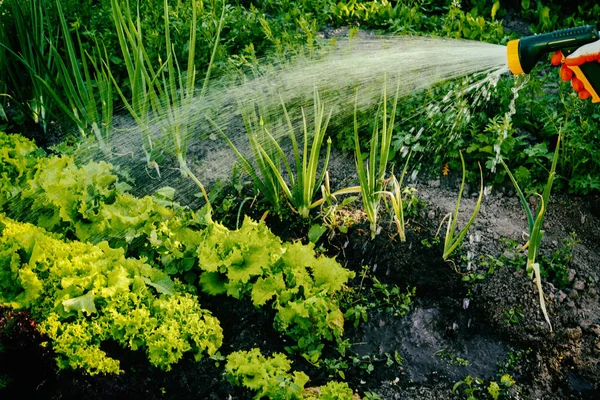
2, 143, 599, 399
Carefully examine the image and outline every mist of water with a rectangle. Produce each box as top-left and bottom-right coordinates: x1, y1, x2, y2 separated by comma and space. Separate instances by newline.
81, 35, 513, 201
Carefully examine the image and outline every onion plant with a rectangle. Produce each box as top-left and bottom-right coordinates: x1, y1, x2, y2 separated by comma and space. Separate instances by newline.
259, 91, 333, 218
148, 0, 224, 205
216, 90, 332, 218
0, 0, 58, 132
109, 0, 158, 169
211, 101, 284, 212
109, 0, 223, 206
500, 132, 562, 333
350, 78, 400, 238
375, 152, 412, 241
440, 151, 483, 260
38, 0, 113, 157
151, 0, 224, 172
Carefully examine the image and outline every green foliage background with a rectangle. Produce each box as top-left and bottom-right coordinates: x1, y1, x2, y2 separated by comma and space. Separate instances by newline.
1, 0, 599, 194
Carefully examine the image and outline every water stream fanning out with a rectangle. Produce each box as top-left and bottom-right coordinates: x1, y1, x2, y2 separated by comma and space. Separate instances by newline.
101, 36, 513, 195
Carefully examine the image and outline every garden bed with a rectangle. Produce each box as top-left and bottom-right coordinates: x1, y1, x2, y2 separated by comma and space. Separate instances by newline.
1, 143, 598, 399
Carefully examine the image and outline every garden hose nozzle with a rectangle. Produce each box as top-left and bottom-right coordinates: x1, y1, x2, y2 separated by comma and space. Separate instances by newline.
507, 25, 600, 102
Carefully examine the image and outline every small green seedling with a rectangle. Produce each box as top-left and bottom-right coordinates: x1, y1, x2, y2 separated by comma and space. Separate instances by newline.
439, 151, 483, 260
453, 375, 484, 400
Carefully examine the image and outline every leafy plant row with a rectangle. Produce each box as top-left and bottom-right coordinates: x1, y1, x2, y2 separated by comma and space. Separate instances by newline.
0, 131, 355, 364
0, 215, 223, 375
332, 0, 599, 37
225, 348, 357, 399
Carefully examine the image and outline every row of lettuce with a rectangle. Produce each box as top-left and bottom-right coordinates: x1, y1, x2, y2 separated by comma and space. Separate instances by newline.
0, 130, 361, 398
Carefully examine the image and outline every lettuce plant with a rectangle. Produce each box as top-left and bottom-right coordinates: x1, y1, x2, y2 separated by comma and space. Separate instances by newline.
0, 132, 42, 209
0, 134, 207, 279
226, 348, 356, 400
0, 216, 223, 375
226, 348, 309, 400
198, 217, 355, 362
0, 133, 354, 361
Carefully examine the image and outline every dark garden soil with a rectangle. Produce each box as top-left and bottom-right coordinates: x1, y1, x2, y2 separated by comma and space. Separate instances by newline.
2, 144, 599, 399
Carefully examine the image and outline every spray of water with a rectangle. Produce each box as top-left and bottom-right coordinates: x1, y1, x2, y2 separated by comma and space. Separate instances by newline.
490, 74, 530, 172
80, 35, 513, 202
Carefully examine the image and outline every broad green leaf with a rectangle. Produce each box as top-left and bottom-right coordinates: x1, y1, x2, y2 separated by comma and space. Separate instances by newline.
62, 290, 97, 315
142, 276, 175, 295
251, 274, 285, 306
199, 271, 228, 295
308, 224, 327, 243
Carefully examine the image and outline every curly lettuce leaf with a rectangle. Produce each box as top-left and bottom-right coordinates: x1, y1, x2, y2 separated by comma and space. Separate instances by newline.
251, 273, 286, 306
62, 290, 97, 315
0, 216, 223, 374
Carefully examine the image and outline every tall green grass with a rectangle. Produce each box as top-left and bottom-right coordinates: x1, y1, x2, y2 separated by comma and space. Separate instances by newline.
0, 0, 59, 132
38, 0, 114, 156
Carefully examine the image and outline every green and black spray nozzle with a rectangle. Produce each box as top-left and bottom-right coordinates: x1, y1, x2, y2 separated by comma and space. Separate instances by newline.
507, 25, 600, 102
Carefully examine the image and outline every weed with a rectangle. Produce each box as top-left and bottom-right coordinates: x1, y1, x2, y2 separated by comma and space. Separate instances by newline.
503, 306, 525, 326
539, 232, 578, 287
0, 373, 10, 389
349, 354, 376, 375
363, 391, 382, 400
385, 350, 404, 367
488, 374, 517, 400
339, 267, 414, 330
453, 372, 517, 400
369, 277, 416, 318
498, 348, 532, 375
436, 348, 470, 367
323, 357, 349, 380
462, 272, 487, 284
344, 304, 368, 329
422, 236, 441, 249
453, 375, 484, 399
